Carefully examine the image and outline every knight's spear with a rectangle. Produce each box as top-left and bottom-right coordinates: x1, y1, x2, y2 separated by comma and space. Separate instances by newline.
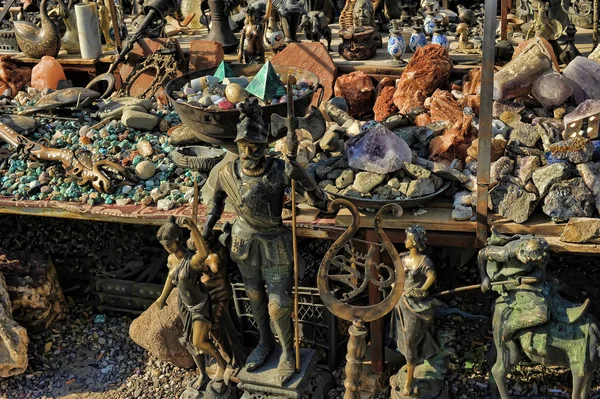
283, 74, 301, 373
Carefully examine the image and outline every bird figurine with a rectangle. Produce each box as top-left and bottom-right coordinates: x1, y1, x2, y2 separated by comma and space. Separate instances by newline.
13, 0, 61, 58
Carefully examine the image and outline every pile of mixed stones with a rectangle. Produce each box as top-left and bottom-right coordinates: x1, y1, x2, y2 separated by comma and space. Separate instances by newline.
172, 61, 315, 109
0, 110, 201, 209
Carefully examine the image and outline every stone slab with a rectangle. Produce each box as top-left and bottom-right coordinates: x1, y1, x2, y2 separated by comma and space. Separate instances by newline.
189, 41, 224, 72
271, 43, 337, 107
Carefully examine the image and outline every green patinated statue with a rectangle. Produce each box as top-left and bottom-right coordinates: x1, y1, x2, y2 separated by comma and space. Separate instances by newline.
480, 228, 600, 399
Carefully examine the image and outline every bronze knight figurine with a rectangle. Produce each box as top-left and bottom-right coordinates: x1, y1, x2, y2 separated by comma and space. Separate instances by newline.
480, 228, 600, 399
203, 98, 329, 386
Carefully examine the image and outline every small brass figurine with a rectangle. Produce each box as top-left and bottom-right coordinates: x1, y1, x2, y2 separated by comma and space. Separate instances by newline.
456, 23, 474, 50
155, 216, 231, 390
97, 0, 115, 49
203, 98, 329, 386
237, 5, 265, 64
480, 228, 600, 399
390, 226, 440, 397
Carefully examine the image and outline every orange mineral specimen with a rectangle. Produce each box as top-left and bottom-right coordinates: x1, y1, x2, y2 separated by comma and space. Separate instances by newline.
31, 56, 66, 91
373, 86, 398, 122
334, 71, 375, 118
393, 45, 453, 114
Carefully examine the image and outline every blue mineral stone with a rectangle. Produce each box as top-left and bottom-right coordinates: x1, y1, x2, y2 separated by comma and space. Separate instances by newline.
145, 181, 155, 189
99, 148, 108, 155
105, 197, 114, 204
109, 134, 118, 141
33, 133, 42, 139
31, 195, 39, 201
18, 183, 26, 190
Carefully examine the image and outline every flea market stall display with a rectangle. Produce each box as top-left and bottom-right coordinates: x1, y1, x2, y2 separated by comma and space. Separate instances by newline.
2, 0, 600, 397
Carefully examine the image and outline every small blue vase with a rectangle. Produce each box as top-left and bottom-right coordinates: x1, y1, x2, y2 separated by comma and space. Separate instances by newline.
432, 30, 449, 49
387, 21, 406, 65
409, 26, 427, 52
423, 13, 436, 37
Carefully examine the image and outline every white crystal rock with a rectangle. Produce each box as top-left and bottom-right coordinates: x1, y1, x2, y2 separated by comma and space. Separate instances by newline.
563, 57, 600, 104
531, 71, 573, 109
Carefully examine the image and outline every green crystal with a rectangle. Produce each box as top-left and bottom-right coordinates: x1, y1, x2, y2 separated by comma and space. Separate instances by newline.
214, 61, 236, 82
245, 61, 286, 102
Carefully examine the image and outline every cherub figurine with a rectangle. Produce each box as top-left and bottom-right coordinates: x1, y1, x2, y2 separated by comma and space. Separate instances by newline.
155, 216, 230, 389
391, 226, 439, 396
98, 0, 115, 49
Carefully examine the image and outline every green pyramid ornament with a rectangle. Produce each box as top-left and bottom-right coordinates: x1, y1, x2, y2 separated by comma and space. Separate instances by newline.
214, 61, 235, 82
245, 61, 286, 102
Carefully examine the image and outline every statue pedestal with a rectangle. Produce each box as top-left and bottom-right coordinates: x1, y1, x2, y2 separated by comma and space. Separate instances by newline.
237, 348, 332, 398
180, 380, 236, 399
389, 352, 448, 399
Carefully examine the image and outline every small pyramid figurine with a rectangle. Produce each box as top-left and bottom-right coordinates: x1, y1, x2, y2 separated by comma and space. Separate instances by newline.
214, 60, 236, 82
245, 60, 286, 101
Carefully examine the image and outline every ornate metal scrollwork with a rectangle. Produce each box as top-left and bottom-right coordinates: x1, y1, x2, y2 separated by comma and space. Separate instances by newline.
317, 199, 405, 323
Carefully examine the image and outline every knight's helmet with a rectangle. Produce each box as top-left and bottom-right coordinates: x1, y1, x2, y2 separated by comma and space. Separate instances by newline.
235, 98, 270, 144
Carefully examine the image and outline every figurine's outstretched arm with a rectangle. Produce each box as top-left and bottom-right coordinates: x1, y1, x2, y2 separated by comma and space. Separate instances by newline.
203, 178, 228, 243
285, 159, 330, 211
178, 217, 210, 267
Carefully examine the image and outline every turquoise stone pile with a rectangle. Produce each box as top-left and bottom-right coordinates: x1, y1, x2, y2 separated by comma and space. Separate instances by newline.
0, 108, 202, 208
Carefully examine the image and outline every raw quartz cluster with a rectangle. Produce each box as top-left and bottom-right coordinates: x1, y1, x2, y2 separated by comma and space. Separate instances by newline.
173, 60, 314, 110
347, 123, 412, 175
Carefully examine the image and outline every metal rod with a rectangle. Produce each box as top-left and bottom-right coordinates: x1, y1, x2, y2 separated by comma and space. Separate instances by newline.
594, 0, 599, 48
192, 172, 199, 225
500, 0, 508, 40
106, 0, 122, 51
476, 0, 496, 246
292, 180, 301, 372
433, 277, 538, 297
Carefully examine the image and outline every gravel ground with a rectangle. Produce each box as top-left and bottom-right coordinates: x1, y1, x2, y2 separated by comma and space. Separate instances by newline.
3, 216, 600, 398
2, 301, 195, 399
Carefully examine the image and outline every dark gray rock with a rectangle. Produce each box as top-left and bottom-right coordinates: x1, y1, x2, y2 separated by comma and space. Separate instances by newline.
493, 100, 525, 118
543, 178, 595, 222
508, 122, 541, 148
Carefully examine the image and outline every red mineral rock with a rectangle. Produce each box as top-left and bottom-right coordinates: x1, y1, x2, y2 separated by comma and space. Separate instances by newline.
429, 112, 475, 163
393, 45, 453, 114
373, 86, 398, 122
334, 71, 375, 118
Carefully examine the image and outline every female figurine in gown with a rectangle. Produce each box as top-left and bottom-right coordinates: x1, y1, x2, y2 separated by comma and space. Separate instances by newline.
391, 225, 439, 396
155, 216, 229, 388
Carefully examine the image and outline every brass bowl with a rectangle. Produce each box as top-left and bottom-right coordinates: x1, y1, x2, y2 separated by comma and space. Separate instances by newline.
165, 64, 321, 152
